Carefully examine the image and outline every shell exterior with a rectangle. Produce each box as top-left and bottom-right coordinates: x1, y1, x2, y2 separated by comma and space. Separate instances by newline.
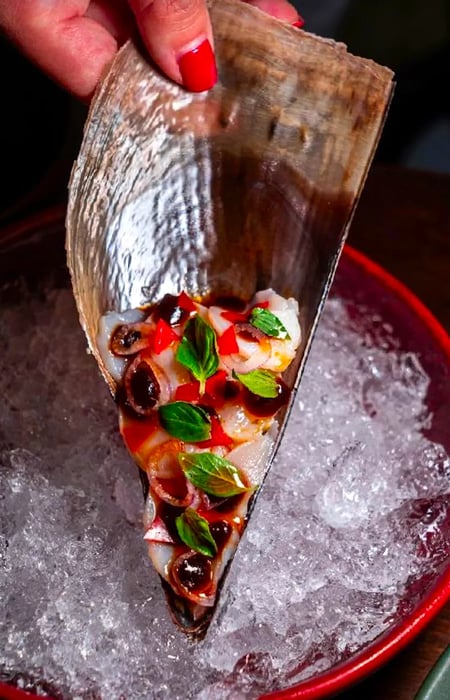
66, 0, 393, 633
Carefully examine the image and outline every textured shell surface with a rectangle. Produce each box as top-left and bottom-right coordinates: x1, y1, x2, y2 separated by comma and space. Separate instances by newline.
66, 0, 393, 408
66, 0, 393, 635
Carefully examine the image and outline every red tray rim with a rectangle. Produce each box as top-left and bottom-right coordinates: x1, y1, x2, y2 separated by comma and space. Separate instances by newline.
262, 245, 450, 700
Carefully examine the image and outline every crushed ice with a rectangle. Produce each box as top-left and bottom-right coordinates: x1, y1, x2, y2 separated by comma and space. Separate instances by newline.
0, 283, 449, 699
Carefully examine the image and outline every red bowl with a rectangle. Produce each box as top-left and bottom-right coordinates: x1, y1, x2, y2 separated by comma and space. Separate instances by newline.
262, 246, 450, 700
0, 212, 449, 700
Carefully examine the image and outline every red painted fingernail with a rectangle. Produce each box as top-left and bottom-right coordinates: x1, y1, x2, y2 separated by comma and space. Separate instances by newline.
178, 39, 217, 93
292, 16, 305, 28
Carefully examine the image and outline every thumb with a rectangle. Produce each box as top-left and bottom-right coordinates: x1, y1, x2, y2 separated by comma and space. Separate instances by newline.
128, 0, 217, 92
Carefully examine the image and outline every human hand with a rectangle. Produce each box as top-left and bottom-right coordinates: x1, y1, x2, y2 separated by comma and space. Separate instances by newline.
0, 0, 302, 100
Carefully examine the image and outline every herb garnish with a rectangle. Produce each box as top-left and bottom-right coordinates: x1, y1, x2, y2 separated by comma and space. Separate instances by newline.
250, 307, 290, 339
178, 452, 251, 498
158, 401, 211, 441
176, 315, 219, 393
233, 369, 279, 398
175, 508, 217, 558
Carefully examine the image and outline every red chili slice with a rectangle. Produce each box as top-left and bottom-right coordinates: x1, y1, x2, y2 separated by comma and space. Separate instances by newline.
178, 291, 197, 312
197, 414, 233, 447
175, 381, 201, 403
153, 319, 179, 354
217, 325, 239, 355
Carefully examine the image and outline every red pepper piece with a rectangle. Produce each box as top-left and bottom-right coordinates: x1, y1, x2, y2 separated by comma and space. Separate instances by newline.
153, 318, 179, 354
197, 415, 233, 447
178, 291, 197, 312
221, 309, 249, 323
252, 300, 270, 309
175, 381, 201, 403
217, 325, 239, 355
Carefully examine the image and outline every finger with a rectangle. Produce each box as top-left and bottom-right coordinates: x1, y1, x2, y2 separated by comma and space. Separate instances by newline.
85, 0, 134, 44
244, 0, 301, 24
128, 0, 217, 93
0, 1, 123, 99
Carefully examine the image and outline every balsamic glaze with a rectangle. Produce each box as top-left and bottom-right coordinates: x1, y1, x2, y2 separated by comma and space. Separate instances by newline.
154, 293, 189, 326
242, 378, 291, 418
110, 325, 142, 354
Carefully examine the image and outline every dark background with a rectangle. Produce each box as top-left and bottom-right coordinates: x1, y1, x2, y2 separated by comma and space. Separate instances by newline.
0, 0, 449, 225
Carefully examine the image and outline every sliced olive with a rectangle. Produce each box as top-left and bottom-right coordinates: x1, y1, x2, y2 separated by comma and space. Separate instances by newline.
175, 553, 212, 593
123, 355, 161, 416
110, 323, 151, 356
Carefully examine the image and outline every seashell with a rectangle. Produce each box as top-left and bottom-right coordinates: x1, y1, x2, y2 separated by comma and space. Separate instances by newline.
66, 0, 394, 635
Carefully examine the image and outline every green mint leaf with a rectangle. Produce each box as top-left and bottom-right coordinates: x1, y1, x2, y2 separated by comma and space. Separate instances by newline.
233, 369, 279, 398
175, 508, 217, 558
158, 402, 211, 441
176, 315, 219, 392
250, 307, 290, 339
178, 452, 252, 497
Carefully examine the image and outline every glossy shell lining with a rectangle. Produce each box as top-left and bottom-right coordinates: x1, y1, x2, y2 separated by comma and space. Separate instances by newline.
66, 0, 393, 402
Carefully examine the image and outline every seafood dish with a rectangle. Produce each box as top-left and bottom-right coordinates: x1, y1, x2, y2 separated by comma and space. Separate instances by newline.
66, 0, 393, 637
99, 289, 300, 633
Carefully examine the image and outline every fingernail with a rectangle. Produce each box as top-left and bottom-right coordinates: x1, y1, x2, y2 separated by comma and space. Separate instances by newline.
178, 39, 217, 93
292, 16, 305, 28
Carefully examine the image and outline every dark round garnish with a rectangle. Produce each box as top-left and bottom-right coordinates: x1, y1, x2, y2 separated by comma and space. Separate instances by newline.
223, 380, 241, 402
131, 364, 159, 408
123, 356, 161, 416
176, 553, 212, 592
110, 323, 149, 356
242, 378, 291, 418
209, 520, 232, 548
154, 294, 189, 326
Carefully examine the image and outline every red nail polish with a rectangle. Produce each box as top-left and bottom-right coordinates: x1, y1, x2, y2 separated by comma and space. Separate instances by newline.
292, 16, 305, 28
178, 39, 217, 93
